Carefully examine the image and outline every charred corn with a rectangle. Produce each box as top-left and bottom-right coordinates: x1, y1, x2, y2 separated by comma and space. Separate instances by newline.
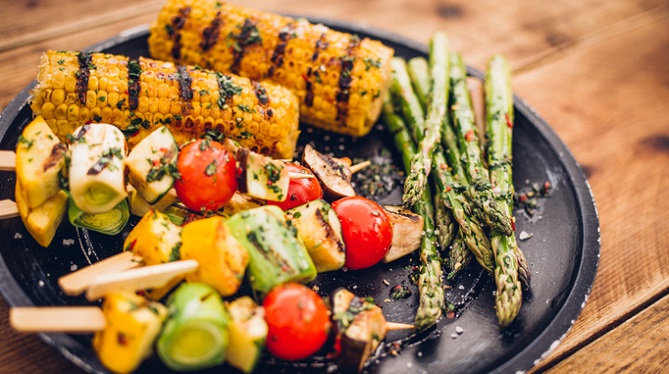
148, 0, 394, 137
30, 50, 300, 158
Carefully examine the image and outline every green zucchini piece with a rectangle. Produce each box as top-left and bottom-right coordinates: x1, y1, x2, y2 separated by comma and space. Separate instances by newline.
157, 283, 229, 371
225, 205, 317, 295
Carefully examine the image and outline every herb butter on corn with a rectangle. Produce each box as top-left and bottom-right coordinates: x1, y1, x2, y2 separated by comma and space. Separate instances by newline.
30, 50, 300, 159
148, 0, 394, 137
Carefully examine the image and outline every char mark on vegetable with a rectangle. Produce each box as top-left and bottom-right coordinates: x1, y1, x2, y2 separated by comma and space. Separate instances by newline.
230, 18, 262, 74
267, 21, 296, 78
127, 59, 142, 111
200, 11, 222, 52
177, 65, 193, 114
76, 52, 92, 104
253, 82, 269, 106
335, 35, 361, 124
169, 6, 191, 60
312, 32, 329, 62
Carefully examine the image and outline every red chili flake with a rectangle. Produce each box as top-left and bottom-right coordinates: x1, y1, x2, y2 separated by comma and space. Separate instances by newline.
511, 219, 516, 232
236, 166, 244, 176
117, 332, 129, 346
464, 130, 475, 141
542, 181, 552, 194
445, 185, 452, 193
518, 194, 528, 203
446, 311, 456, 319
440, 163, 448, 170
505, 113, 514, 128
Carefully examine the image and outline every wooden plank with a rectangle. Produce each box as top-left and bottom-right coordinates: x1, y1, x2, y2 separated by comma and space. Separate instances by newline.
546, 293, 669, 373
515, 7, 669, 372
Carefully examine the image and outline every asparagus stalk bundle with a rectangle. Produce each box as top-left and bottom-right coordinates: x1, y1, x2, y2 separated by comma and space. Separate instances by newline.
448, 53, 514, 237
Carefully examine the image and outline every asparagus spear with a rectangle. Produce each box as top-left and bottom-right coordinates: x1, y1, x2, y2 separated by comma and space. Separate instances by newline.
448, 52, 513, 236
382, 105, 444, 329
485, 54, 524, 327
390, 53, 494, 273
402, 32, 450, 209
446, 232, 471, 280
407, 56, 430, 111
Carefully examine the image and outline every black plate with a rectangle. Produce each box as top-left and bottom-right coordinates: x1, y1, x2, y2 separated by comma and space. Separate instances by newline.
0, 20, 599, 374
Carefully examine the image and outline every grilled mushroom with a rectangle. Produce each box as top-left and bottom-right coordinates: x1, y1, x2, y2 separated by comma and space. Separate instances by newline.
302, 144, 355, 200
382, 205, 424, 263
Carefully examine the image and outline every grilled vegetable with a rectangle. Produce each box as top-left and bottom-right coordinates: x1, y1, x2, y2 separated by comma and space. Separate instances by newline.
236, 147, 289, 202
31, 50, 300, 158
263, 283, 331, 361
302, 144, 355, 200
175, 139, 238, 212
285, 199, 346, 273
267, 163, 323, 210
331, 196, 392, 270
382, 205, 424, 263
14, 116, 67, 209
179, 216, 250, 297
125, 126, 178, 204
67, 197, 130, 236
330, 288, 387, 373
14, 180, 68, 247
217, 191, 264, 218
68, 124, 128, 214
225, 205, 317, 295
225, 296, 268, 373
157, 283, 230, 371
149, 0, 394, 137
123, 210, 182, 299
128, 188, 179, 218
93, 292, 167, 374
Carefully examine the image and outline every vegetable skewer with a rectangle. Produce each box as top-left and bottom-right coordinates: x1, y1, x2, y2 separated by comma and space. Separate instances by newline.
485, 55, 526, 327
402, 32, 450, 209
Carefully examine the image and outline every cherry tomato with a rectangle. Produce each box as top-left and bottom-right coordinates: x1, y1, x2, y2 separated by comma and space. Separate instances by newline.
174, 139, 237, 212
330, 196, 393, 270
263, 283, 331, 361
267, 163, 323, 210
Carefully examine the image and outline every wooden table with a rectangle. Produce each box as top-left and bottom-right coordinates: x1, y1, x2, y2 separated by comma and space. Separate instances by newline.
1, 0, 667, 372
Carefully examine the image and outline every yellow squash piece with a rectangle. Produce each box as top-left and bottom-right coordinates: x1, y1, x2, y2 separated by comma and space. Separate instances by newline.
14, 115, 67, 209
15, 179, 67, 247
93, 292, 167, 374
180, 216, 249, 296
31, 50, 300, 159
123, 210, 183, 299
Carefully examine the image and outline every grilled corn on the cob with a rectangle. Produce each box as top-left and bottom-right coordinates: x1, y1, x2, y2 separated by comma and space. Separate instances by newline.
148, 0, 394, 137
30, 50, 300, 158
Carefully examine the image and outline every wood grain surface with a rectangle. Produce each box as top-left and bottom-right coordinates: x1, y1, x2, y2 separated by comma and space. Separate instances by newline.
1, 0, 668, 373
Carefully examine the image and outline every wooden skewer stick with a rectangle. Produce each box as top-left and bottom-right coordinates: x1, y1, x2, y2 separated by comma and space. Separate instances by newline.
59, 251, 143, 297
386, 321, 415, 331
0, 150, 15, 171
349, 160, 371, 174
85, 259, 198, 301
0, 199, 19, 220
10, 306, 105, 333
288, 171, 315, 179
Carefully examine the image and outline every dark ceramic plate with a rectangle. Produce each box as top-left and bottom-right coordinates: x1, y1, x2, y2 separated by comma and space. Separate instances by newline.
0, 20, 599, 374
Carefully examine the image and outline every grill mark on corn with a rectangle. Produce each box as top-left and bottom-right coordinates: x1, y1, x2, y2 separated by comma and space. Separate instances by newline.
200, 11, 223, 52
169, 6, 192, 60
335, 35, 362, 124
267, 22, 296, 78
127, 58, 142, 111
76, 52, 92, 104
253, 82, 269, 106
230, 18, 262, 74
177, 65, 193, 114
312, 33, 329, 62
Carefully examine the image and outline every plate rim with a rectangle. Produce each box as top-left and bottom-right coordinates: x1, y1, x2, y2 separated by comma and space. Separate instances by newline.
0, 20, 600, 374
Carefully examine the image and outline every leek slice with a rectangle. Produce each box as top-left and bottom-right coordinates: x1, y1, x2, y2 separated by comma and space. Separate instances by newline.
68, 196, 130, 235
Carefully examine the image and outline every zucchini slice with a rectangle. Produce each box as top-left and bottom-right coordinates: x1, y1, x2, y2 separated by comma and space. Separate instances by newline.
125, 126, 178, 204
237, 148, 290, 202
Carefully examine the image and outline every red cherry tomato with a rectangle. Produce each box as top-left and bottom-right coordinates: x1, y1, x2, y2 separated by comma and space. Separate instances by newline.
174, 139, 237, 212
263, 283, 331, 361
330, 196, 393, 270
267, 163, 323, 210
